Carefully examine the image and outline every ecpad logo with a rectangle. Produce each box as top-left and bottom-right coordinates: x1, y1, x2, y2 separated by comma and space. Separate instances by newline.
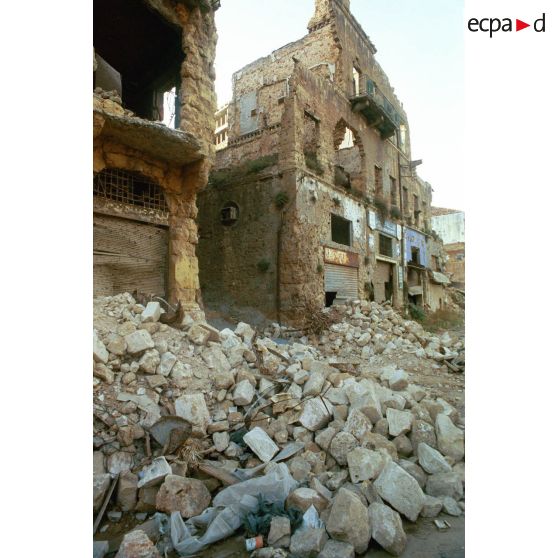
468, 13, 546, 37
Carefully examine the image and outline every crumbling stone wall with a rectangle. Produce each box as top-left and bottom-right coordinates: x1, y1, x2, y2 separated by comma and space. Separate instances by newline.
197, 0, 437, 323
94, 0, 217, 317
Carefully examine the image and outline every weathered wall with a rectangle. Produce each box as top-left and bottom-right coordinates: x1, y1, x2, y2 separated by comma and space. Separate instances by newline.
432, 211, 465, 245
444, 242, 465, 285
94, 0, 218, 315
197, 165, 286, 318
197, 0, 443, 323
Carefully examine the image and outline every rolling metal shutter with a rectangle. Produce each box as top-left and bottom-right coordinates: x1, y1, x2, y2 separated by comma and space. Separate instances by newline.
94, 214, 168, 298
324, 263, 359, 299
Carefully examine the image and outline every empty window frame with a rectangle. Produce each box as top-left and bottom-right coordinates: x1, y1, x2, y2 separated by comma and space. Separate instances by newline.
331, 214, 352, 246
390, 176, 398, 206
374, 166, 383, 198
93, 168, 168, 214
352, 67, 361, 96
402, 187, 409, 214
220, 202, 239, 225
379, 234, 393, 257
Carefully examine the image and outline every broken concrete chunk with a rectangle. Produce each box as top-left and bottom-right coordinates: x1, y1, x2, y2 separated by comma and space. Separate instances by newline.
303, 372, 325, 397
187, 324, 211, 345
386, 408, 414, 437
344, 409, 372, 441
93, 473, 111, 512
107, 451, 133, 475
141, 301, 162, 323
368, 501, 407, 556
157, 352, 177, 376
137, 456, 172, 489
268, 515, 291, 548
374, 461, 425, 522
243, 426, 279, 462
117, 471, 138, 511
93, 329, 109, 364
346, 447, 386, 483
299, 397, 333, 431
329, 431, 358, 466
175, 393, 210, 431
235, 321, 255, 343
442, 496, 463, 516
115, 529, 161, 558
155, 475, 211, 518
287, 487, 328, 513
417, 442, 452, 474
420, 495, 444, 518
125, 330, 155, 354
326, 488, 371, 554
290, 527, 328, 558
318, 539, 355, 558
425, 472, 464, 500
233, 379, 255, 406
435, 414, 465, 461
388, 369, 409, 391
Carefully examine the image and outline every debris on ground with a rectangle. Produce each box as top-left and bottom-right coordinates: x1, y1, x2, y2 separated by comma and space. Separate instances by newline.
93, 293, 465, 556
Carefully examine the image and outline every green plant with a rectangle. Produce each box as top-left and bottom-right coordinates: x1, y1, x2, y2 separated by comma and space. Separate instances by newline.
257, 259, 270, 273
408, 303, 426, 322
275, 191, 289, 209
317, 264, 324, 273
374, 196, 389, 222
209, 154, 278, 188
246, 154, 278, 174
390, 205, 402, 220
304, 151, 325, 176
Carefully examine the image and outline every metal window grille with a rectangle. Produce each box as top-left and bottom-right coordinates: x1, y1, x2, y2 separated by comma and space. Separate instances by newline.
93, 169, 169, 214
379, 234, 393, 257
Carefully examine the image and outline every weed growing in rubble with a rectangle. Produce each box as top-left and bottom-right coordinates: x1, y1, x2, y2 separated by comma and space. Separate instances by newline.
408, 303, 426, 322
422, 308, 464, 332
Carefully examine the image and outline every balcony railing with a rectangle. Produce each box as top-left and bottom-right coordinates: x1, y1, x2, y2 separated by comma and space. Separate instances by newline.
350, 75, 401, 139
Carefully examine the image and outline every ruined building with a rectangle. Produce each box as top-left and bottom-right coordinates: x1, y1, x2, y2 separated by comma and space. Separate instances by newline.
93, 0, 219, 319
198, 0, 448, 323
432, 207, 465, 289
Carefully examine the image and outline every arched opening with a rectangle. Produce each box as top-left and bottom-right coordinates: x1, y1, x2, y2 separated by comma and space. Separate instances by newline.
333, 120, 364, 192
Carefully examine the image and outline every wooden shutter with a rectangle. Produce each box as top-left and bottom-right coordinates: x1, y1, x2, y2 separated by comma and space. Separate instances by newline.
93, 214, 168, 298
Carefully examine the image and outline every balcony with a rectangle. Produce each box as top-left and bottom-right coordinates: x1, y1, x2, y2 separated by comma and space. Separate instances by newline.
349, 75, 400, 139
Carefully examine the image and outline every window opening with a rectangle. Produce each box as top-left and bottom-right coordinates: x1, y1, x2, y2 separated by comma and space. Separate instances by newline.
93, 168, 168, 214
379, 234, 393, 257
331, 214, 352, 246
374, 166, 383, 198
220, 202, 239, 226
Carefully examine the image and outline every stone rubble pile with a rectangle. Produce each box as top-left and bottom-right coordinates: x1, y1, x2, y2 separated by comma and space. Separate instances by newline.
93, 293, 465, 557
264, 299, 464, 370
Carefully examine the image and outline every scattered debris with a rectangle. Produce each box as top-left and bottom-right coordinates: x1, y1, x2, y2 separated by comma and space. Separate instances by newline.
93, 293, 465, 556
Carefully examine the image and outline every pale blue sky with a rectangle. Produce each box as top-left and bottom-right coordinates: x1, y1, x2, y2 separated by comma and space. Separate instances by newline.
214, 0, 464, 210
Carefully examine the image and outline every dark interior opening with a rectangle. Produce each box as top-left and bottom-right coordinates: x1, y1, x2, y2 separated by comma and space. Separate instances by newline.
94, 0, 183, 125
325, 291, 337, 307
331, 214, 352, 246
411, 247, 420, 264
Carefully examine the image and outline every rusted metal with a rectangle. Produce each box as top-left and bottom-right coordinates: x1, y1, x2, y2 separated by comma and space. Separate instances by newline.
324, 247, 359, 268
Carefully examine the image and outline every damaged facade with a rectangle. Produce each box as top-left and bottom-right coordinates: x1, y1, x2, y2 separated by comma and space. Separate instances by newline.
198, 0, 448, 323
93, 0, 219, 318
432, 208, 465, 289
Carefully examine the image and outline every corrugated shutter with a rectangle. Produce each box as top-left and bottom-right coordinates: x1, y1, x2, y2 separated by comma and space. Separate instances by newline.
94, 214, 168, 298
324, 264, 359, 299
